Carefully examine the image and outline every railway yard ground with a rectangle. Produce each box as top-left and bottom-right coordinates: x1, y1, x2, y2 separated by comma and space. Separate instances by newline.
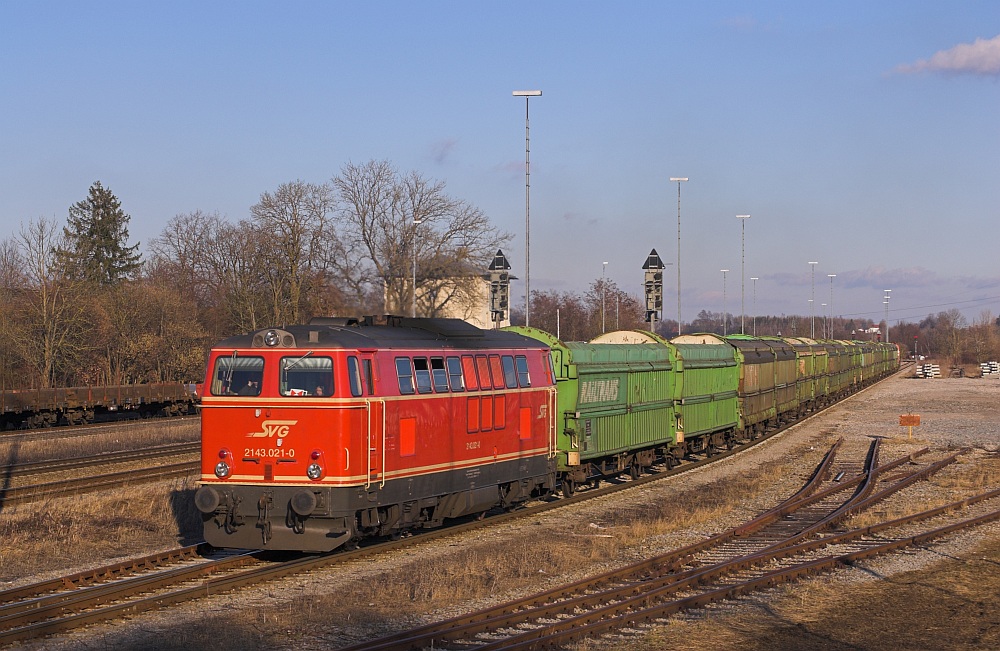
4, 369, 1000, 650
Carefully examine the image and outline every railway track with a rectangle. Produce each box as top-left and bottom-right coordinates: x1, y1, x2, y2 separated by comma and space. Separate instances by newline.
0, 443, 200, 507
0, 415, 200, 444
339, 442, 1000, 651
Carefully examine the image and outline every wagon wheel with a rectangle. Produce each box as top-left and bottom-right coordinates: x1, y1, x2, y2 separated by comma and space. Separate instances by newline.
562, 479, 576, 497
629, 463, 641, 480
665, 455, 677, 470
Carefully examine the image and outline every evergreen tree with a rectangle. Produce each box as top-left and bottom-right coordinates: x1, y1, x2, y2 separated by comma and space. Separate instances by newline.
57, 181, 141, 285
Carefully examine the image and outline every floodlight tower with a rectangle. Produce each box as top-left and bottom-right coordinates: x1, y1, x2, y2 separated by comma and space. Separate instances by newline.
513, 89, 542, 326
808, 261, 819, 338
670, 177, 688, 335
737, 214, 750, 334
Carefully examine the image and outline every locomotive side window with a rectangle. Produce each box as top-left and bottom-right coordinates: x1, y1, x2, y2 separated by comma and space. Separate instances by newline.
489, 355, 505, 390
413, 357, 432, 394
279, 356, 333, 397
480, 395, 494, 429
462, 355, 479, 390
211, 354, 264, 396
430, 357, 449, 392
515, 355, 531, 387
501, 356, 517, 389
494, 394, 506, 428
347, 356, 363, 397
476, 355, 493, 390
395, 357, 415, 395
446, 357, 464, 391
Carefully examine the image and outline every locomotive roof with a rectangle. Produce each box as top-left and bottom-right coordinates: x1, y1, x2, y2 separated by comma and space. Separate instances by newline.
212, 315, 550, 352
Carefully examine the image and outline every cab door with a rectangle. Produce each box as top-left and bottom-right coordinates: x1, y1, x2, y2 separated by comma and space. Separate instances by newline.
353, 352, 384, 489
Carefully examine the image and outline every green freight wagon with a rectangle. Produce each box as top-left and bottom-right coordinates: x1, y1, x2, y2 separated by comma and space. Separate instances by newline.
669, 334, 741, 454
841, 339, 865, 391
822, 340, 853, 401
719, 334, 791, 438
758, 336, 800, 424
783, 337, 828, 416
508, 327, 679, 494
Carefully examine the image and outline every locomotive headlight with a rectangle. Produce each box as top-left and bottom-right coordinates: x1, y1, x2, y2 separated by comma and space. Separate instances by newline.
264, 329, 280, 347
215, 460, 232, 478
215, 448, 233, 478
306, 449, 324, 480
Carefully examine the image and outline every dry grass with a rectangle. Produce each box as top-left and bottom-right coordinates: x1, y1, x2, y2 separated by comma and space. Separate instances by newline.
0, 475, 202, 584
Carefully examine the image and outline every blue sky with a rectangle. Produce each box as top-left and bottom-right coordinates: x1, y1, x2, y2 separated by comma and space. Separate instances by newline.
2, 1, 998, 329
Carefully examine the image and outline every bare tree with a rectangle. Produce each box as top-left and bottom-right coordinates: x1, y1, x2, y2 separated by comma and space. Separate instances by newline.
0, 239, 27, 389
9, 218, 93, 387
333, 160, 510, 316
250, 181, 336, 324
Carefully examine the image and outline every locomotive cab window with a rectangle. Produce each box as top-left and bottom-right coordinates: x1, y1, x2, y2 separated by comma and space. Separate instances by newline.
211, 354, 264, 396
348, 356, 364, 397
280, 355, 333, 397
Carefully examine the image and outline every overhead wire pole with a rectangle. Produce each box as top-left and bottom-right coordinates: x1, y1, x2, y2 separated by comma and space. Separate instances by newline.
884, 289, 892, 344
828, 274, 837, 338
670, 177, 688, 336
721, 269, 729, 336
513, 90, 541, 327
602, 261, 608, 333
737, 214, 750, 334
808, 261, 819, 338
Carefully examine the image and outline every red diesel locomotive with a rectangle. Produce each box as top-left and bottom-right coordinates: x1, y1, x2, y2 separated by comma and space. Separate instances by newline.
194, 315, 557, 551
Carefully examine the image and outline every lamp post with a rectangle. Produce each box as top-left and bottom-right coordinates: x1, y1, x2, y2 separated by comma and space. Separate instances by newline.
827, 274, 836, 339
670, 177, 688, 336
721, 269, 730, 335
808, 261, 819, 338
737, 214, 750, 334
412, 218, 422, 317
821, 304, 827, 338
751, 276, 759, 336
513, 89, 542, 327
602, 261, 608, 333
883, 289, 892, 344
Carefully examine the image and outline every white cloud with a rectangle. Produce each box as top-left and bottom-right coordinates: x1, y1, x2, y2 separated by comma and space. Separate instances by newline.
896, 34, 1000, 76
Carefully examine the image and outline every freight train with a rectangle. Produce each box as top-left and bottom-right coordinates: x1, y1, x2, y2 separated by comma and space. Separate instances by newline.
194, 315, 898, 552
0, 383, 199, 429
